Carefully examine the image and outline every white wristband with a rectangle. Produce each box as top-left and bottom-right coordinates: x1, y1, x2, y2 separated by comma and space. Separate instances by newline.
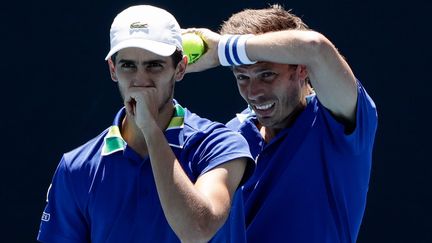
218, 34, 257, 66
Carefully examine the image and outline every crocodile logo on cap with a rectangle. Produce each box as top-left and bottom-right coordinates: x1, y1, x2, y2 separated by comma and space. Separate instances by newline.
130, 22, 148, 29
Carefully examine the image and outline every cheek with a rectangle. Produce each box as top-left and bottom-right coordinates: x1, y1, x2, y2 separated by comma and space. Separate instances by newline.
237, 84, 249, 100
114, 71, 130, 83
116, 79, 131, 91
238, 84, 245, 93
272, 82, 292, 103
156, 76, 175, 97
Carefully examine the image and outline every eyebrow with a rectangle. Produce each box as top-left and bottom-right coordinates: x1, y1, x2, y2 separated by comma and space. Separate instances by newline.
233, 66, 270, 74
117, 58, 167, 65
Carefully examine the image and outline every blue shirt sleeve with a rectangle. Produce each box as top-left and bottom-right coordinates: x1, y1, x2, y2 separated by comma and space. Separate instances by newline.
37, 157, 89, 243
315, 80, 378, 238
186, 126, 255, 184
317, 80, 378, 154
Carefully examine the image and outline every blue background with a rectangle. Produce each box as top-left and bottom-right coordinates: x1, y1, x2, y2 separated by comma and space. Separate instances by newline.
1, 0, 430, 242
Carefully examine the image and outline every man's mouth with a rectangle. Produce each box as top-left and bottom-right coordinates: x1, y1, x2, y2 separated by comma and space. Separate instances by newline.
253, 102, 275, 111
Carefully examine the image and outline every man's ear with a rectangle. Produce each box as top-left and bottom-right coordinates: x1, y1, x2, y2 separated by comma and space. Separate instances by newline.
107, 58, 118, 82
174, 56, 188, 82
296, 64, 308, 81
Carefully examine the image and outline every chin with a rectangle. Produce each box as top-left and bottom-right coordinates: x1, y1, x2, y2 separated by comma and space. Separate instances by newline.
257, 117, 275, 127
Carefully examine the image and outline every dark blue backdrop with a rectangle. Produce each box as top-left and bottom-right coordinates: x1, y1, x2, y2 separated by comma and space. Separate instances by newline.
2, 0, 430, 242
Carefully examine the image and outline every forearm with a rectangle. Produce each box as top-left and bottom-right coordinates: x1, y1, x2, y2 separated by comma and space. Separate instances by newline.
247, 29, 358, 120
245, 30, 330, 65
141, 121, 225, 242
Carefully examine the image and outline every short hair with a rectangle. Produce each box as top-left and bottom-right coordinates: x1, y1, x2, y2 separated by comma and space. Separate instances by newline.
220, 5, 312, 89
220, 4, 309, 35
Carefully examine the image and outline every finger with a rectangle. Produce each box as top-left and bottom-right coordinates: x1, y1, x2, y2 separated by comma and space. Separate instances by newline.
124, 97, 136, 116
181, 28, 197, 34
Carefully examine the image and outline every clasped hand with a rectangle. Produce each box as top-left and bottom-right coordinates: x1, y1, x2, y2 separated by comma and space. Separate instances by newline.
124, 86, 159, 132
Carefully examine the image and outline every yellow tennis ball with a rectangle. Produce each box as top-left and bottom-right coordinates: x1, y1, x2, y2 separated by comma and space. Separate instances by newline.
182, 33, 205, 64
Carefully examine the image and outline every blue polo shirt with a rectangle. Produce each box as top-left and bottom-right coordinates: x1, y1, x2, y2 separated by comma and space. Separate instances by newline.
226, 81, 378, 243
37, 102, 254, 243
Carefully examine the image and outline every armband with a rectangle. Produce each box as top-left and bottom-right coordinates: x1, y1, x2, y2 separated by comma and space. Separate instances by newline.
218, 34, 257, 66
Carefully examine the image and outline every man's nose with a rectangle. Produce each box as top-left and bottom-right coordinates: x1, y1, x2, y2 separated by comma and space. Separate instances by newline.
247, 79, 265, 100
132, 70, 154, 87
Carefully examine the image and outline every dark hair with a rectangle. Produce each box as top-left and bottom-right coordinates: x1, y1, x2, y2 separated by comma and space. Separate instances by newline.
220, 4, 309, 35
110, 48, 183, 68
221, 4, 312, 86
171, 48, 183, 67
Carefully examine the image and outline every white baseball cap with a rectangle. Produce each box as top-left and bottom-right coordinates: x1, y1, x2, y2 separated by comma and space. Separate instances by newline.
105, 5, 182, 60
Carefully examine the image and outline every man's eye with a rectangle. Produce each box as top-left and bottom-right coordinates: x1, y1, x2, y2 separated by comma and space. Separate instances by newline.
147, 62, 163, 68
261, 72, 275, 78
121, 62, 136, 69
236, 74, 249, 80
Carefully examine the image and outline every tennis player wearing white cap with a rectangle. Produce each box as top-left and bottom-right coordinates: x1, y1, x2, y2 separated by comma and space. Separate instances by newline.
37, 5, 254, 243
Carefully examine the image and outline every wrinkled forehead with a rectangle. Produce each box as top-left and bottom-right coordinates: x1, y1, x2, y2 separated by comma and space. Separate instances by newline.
232, 62, 295, 74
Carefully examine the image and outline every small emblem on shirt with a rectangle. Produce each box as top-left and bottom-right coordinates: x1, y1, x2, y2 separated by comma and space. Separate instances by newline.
41, 212, 50, 222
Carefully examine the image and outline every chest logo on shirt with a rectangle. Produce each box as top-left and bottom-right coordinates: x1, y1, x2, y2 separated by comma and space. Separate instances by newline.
41, 212, 50, 222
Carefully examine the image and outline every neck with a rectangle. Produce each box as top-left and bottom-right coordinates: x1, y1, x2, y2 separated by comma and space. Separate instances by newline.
259, 125, 276, 143
259, 100, 307, 143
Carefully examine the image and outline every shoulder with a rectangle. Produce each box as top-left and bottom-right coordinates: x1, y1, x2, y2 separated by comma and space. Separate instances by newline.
61, 128, 108, 173
182, 108, 252, 145
310, 80, 377, 152
226, 107, 254, 131
180, 107, 250, 153
181, 107, 254, 178
182, 108, 226, 137
313, 80, 377, 131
